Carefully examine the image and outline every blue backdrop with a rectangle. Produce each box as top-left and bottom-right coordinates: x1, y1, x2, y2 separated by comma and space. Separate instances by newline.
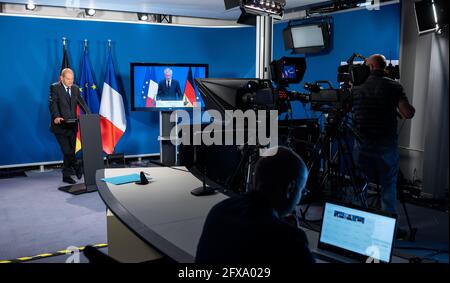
0, 15, 255, 166
273, 3, 401, 120
0, 3, 400, 167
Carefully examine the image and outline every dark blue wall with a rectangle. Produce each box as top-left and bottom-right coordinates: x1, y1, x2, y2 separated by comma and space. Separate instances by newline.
273, 3, 401, 119
0, 15, 255, 166
0, 3, 400, 167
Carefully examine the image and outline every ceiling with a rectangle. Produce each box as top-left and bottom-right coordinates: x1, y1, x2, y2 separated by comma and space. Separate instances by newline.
1, 0, 330, 19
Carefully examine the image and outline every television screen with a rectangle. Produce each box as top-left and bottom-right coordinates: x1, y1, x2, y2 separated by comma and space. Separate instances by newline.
414, 0, 437, 34
281, 65, 297, 79
292, 25, 324, 47
283, 23, 330, 54
270, 57, 306, 85
131, 63, 208, 111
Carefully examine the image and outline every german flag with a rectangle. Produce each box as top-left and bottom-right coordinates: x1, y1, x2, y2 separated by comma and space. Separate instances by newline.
59, 42, 82, 154
183, 67, 197, 107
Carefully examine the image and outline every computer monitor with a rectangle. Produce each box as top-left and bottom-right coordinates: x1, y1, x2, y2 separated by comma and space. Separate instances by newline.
283, 23, 331, 54
131, 63, 208, 111
318, 202, 397, 263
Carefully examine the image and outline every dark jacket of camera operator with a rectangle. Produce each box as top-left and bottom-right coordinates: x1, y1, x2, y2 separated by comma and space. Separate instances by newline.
350, 54, 415, 216
351, 55, 415, 144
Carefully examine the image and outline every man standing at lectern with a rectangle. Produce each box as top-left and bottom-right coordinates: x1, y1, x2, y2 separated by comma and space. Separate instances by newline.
156, 67, 183, 101
49, 68, 90, 184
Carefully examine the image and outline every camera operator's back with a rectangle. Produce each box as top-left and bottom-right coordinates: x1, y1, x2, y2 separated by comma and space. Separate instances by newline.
352, 69, 408, 144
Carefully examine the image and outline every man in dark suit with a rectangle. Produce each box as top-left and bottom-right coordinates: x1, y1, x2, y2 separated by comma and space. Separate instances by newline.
49, 68, 90, 184
156, 67, 183, 101
196, 146, 315, 263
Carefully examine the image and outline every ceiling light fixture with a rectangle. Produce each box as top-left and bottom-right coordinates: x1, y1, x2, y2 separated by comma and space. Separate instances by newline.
85, 8, 96, 16
25, 3, 36, 11
138, 13, 149, 21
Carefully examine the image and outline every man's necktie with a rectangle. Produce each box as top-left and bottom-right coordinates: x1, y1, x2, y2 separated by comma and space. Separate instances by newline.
66, 87, 71, 97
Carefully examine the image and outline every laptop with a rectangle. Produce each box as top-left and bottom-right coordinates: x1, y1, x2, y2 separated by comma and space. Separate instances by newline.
314, 201, 397, 263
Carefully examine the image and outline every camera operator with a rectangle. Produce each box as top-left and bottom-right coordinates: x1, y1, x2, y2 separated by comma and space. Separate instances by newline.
351, 54, 415, 237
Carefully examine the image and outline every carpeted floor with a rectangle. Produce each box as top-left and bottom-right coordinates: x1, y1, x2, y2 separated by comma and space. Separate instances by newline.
0, 169, 107, 261
0, 168, 448, 263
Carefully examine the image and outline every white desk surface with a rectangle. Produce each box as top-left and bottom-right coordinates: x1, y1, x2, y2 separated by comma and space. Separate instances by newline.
97, 167, 228, 262
96, 167, 408, 263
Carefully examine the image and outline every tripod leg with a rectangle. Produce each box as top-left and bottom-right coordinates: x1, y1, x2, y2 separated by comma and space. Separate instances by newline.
339, 137, 368, 208
398, 183, 417, 241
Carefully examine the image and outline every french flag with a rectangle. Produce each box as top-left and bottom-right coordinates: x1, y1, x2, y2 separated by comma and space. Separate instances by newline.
144, 66, 158, 107
99, 53, 127, 154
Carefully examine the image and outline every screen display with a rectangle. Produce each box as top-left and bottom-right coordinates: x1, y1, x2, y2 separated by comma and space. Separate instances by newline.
414, 0, 437, 34
319, 202, 397, 263
291, 25, 325, 48
131, 64, 208, 111
281, 65, 297, 79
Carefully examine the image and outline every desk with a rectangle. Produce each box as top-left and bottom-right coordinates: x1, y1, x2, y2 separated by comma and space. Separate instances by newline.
96, 167, 228, 262
96, 167, 408, 263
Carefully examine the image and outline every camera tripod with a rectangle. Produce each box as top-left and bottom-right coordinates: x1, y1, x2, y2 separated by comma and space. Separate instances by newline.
225, 107, 275, 193
291, 111, 369, 222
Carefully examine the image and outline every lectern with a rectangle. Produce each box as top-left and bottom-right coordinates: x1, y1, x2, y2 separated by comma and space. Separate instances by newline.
58, 114, 104, 195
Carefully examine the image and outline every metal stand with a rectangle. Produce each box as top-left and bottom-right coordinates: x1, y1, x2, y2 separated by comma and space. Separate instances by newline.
58, 114, 104, 195
227, 144, 260, 193
256, 15, 273, 80
396, 171, 418, 241
58, 183, 98, 195
297, 113, 368, 221
159, 111, 179, 166
191, 168, 217, 196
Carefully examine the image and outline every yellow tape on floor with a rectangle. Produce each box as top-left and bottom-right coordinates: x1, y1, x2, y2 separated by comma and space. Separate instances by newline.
0, 244, 108, 263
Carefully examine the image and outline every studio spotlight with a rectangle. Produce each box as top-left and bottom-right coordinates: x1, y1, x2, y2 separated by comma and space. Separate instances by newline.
224, 0, 285, 21
138, 13, 148, 21
25, 3, 36, 11
85, 8, 96, 16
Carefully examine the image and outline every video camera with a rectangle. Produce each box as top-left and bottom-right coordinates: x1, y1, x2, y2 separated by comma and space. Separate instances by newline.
337, 53, 370, 86
337, 53, 400, 86
270, 57, 350, 113
270, 56, 307, 86
197, 54, 395, 116
222, 57, 308, 112
213, 56, 352, 114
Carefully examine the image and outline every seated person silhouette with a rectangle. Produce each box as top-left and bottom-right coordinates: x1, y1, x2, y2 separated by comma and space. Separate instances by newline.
196, 146, 315, 263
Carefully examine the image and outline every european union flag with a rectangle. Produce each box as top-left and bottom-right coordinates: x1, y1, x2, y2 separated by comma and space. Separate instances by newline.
138, 66, 158, 108
79, 50, 100, 113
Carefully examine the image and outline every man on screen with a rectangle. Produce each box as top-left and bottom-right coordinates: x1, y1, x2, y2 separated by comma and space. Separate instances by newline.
49, 68, 90, 184
156, 67, 183, 101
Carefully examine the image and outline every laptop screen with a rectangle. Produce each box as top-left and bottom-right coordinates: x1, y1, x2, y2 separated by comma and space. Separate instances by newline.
318, 202, 397, 263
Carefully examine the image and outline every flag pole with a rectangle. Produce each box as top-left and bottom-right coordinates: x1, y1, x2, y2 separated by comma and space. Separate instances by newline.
62, 37, 67, 48
107, 39, 112, 53
84, 39, 88, 52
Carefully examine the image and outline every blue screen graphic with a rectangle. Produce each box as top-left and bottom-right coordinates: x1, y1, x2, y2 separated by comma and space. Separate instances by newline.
132, 65, 207, 110
282, 65, 297, 79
